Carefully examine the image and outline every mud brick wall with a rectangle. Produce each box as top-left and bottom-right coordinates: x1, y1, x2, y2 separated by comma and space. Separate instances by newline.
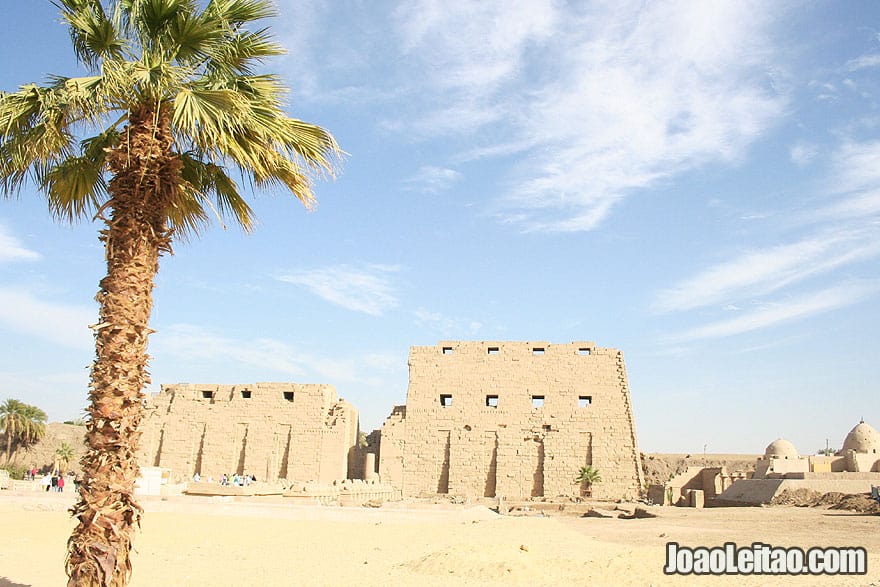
378, 341, 643, 500
138, 382, 358, 484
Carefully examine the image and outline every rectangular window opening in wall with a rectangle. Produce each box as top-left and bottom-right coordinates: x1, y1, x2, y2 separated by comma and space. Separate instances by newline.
442, 346, 454, 355
486, 395, 499, 408
440, 394, 453, 407
532, 347, 545, 355
240, 390, 251, 399
283, 391, 294, 402
579, 395, 592, 408
201, 391, 213, 400
487, 347, 500, 355
531, 395, 545, 408
578, 348, 591, 355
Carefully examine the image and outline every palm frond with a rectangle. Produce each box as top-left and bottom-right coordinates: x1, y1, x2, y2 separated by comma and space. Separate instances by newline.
169, 10, 224, 64
172, 87, 249, 156
205, 0, 277, 26
251, 149, 316, 209
165, 189, 210, 239
205, 28, 284, 76
0, 79, 118, 198
42, 155, 107, 222
178, 152, 255, 233
41, 128, 117, 222
56, 0, 126, 68
278, 118, 341, 175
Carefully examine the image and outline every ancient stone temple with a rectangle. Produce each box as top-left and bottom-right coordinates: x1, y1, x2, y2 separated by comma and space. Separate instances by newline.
138, 383, 359, 483
378, 341, 643, 500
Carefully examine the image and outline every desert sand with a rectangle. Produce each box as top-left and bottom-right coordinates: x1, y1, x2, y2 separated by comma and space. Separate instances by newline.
1, 491, 878, 587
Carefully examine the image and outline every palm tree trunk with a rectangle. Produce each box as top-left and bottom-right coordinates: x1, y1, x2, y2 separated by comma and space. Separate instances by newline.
66, 104, 178, 587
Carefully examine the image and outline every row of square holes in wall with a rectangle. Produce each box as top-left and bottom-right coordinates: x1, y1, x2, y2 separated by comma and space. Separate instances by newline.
200, 390, 295, 402
442, 346, 591, 355
442, 347, 592, 355
439, 394, 592, 408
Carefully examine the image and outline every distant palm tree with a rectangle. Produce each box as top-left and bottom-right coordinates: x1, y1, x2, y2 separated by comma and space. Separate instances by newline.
574, 465, 602, 497
0, 399, 47, 464
0, 1, 340, 585
56, 442, 77, 475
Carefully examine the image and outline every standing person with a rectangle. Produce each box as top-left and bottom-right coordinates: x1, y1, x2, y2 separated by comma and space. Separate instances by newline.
51, 473, 58, 492
40, 473, 51, 492
57, 475, 65, 493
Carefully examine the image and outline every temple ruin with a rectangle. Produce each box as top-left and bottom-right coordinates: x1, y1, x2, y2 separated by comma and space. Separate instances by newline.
138, 382, 359, 484
377, 341, 644, 500
137, 340, 645, 502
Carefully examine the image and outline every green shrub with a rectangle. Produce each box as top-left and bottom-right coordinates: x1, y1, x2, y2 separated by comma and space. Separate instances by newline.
2, 463, 30, 480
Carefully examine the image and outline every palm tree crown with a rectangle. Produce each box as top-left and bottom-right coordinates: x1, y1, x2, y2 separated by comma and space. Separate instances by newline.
0, 398, 48, 464
1, 0, 340, 232
574, 465, 602, 485
56, 441, 77, 474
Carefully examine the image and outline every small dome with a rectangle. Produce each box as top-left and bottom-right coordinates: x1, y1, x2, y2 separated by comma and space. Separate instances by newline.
841, 421, 880, 454
764, 438, 799, 459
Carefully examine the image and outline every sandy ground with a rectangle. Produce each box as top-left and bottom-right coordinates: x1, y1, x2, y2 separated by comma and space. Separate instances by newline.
1, 491, 879, 587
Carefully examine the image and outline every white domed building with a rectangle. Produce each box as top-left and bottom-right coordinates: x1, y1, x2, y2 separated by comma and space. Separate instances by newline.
836, 420, 880, 472
754, 438, 809, 477
840, 420, 880, 454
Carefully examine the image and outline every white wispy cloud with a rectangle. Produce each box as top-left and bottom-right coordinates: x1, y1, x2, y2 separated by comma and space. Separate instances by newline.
277, 264, 400, 316
652, 231, 880, 313
413, 307, 483, 336
393, 0, 558, 94
275, 1, 788, 233
654, 138, 880, 340
154, 324, 395, 386
826, 140, 880, 197
790, 142, 819, 167
670, 281, 880, 342
0, 225, 41, 262
392, 1, 787, 232
846, 53, 880, 72
810, 142, 880, 221
403, 166, 463, 193
0, 288, 93, 350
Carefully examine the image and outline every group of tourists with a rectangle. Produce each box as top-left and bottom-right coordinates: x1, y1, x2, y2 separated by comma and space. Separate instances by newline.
190, 472, 258, 486
220, 473, 257, 487
39, 471, 74, 493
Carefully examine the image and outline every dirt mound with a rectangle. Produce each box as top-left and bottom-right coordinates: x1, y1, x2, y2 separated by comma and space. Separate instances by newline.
771, 488, 880, 513
829, 494, 880, 513
770, 488, 824, 507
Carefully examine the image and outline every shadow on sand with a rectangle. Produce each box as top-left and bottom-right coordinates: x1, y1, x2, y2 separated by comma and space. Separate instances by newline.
0, 578, 31, 587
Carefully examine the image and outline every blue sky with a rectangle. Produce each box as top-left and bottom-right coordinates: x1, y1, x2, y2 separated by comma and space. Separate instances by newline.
1, 1, 879, 454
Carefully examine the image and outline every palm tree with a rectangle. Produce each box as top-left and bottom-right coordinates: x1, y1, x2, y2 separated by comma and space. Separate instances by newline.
0, 399, 47, 464
56, 442, 77, 475
0, 399, 25, 463
17, 404, 48, 460
0, 2, 340, 585
574, 465, 602, 498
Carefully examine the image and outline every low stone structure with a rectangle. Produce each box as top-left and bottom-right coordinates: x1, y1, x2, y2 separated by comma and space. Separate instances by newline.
138, 383, 359, 484
283, 479, 400, 505
648, 466, 748, 507
378, 341, 643, 500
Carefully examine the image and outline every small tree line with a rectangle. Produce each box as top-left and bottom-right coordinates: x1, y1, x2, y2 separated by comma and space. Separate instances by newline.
0, 398, 47, 465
